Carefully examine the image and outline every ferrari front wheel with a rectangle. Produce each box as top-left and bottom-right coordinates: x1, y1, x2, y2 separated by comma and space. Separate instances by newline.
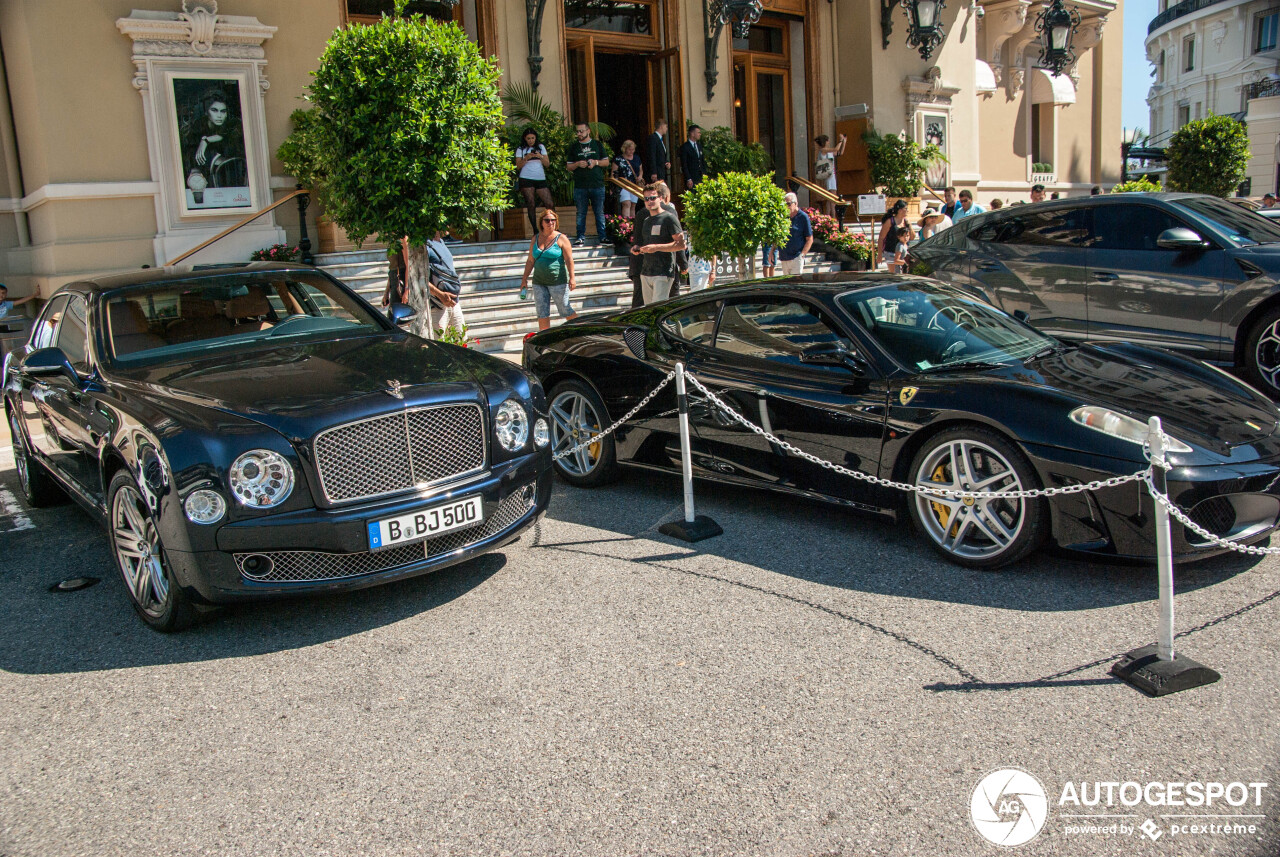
907, 427, 1047, 569
548, 380, 620, 487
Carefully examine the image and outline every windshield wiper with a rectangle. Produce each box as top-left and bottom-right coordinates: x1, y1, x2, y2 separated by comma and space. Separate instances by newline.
1027, 344, 1072, 360
924, 360, 1009, 373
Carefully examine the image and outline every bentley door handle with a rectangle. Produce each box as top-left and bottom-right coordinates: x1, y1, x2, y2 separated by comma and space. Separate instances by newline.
975, 263, 1001, 272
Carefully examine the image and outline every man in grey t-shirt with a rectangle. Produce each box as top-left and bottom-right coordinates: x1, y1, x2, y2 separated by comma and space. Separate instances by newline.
636, 184, 685, 304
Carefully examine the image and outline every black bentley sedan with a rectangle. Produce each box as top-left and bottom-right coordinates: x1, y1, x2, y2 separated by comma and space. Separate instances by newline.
3, 265, 552, 630
523, 274, 1280, 568
910, 193, 1280, 400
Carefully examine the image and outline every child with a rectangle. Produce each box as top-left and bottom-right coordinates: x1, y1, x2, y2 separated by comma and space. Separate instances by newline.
889, 226, 911, 273
0, 283, 38, 320
761, 244, 777, 277
688, 248, 715, 292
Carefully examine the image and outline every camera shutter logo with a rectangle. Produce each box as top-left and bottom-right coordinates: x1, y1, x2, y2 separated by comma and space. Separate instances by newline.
970, 768, 1049, 847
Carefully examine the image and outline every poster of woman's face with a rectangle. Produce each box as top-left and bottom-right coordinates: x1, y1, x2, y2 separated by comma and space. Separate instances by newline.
922, 114, 949, 190
172, 77, 251, 212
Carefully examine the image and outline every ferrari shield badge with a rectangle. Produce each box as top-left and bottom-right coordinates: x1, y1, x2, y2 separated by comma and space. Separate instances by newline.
899, 386, 919, 406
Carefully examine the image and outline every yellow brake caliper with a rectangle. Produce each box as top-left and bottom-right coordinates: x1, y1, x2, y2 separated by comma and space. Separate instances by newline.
929, 463, 958, 535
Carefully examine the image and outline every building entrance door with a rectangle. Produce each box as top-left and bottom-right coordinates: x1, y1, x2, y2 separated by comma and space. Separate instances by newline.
732, 18, 795, 187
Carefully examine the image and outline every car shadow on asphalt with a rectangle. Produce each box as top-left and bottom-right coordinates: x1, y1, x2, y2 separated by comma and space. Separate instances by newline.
0, 471, 506, 676
539, 469, 1268, 615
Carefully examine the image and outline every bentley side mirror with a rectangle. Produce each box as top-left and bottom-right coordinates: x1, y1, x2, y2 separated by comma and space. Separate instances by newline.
22, 347, 80, 385
800, 342, 869, 376
1156, 227, 1210, 251
389, 303, 417, 326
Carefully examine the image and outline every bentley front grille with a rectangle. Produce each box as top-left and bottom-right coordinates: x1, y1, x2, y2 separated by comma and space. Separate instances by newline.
313, 404, 486, 503
234, 486, 536, 583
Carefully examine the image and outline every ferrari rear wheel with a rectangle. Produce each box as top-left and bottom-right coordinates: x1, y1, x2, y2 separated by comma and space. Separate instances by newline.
908, 427, 1047, 569
548, 380, 619, 487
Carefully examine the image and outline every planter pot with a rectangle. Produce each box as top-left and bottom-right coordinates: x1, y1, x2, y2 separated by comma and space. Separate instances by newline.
316, 216, 385, 254
884, 196, 922, 221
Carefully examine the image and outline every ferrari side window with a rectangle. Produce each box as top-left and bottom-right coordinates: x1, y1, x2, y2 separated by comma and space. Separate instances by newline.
715, 299, 851, 367
659, 301, 720, 346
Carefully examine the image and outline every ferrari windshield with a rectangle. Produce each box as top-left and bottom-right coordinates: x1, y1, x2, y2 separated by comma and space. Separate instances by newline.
102, 273, 385, 364
838, 283, 1057, 372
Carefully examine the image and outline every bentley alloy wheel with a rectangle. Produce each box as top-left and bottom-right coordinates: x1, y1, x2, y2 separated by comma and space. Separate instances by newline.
548, 380, 619, 487
908, 428, 1046, 568
107, 471, 195, 631
7, 408, 61, 507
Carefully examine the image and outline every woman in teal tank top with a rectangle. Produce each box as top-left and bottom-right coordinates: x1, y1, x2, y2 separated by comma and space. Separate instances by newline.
519, 208, 578, 331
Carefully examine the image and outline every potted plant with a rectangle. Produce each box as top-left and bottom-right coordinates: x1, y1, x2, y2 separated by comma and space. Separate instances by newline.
804, 208, 871, 270
862, 128, 946, 219
683, 171, 790, 281
604, 214, 634, 254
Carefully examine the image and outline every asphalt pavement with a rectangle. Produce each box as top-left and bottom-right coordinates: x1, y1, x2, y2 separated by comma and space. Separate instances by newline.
0, 450, 1277, 856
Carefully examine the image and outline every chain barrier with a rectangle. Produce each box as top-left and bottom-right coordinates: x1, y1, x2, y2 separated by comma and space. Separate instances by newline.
1145, 473, 1280, 557
550, 369, 677, 464
681, 374, 1151, 502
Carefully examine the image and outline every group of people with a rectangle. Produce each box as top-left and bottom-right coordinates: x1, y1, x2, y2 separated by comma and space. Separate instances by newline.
513, 120, 708, 245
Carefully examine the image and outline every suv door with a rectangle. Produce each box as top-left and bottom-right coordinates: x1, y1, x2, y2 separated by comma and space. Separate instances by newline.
16, 294, 69, 467
1087, 202, 1226, 361
690, 295, 888, 505
37, 295, 100, 498
966, 206, 1092, 339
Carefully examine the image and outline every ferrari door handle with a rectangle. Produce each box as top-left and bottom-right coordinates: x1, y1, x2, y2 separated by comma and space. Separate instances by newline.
1093, 271, 1119, 282
975, 263, 1001, 272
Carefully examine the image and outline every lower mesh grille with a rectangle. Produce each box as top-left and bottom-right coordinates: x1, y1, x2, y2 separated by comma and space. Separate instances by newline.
235, 487, 536, 583
1187, 496, 1236, 539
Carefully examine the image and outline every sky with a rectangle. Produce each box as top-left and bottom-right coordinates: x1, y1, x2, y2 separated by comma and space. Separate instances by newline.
1122, 0, 1159, 135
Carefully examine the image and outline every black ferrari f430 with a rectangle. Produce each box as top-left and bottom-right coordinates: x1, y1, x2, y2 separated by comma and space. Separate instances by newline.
523, 274, 1280, 568
3, 265, 553, 630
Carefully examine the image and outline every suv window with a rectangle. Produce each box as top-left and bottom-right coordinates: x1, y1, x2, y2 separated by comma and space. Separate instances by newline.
660, 301, 719, 345
715, 298, 853, 366
976, 208, 1090, 247
1091, 204, 1186, 251
55, 296, 90, 370
29, 295, 69, 351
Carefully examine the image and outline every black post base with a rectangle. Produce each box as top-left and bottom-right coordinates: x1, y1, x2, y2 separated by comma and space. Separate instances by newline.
659, 515, 723, 543
1110, 643, 1221, 697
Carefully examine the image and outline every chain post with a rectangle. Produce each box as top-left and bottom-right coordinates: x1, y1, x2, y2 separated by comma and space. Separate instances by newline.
657, 363, 722, 543
1149, 416, 1176, 662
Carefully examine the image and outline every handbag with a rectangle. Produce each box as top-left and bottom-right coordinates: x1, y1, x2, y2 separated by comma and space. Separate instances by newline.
427, 243, 462, 309
814, 157, 834, 183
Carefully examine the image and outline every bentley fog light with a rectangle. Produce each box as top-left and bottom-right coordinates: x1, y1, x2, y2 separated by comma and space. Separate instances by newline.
1070, 406, 1192, 453
533, 417, 550, 448
495, 400, 530, 452
229, 449, 295, 508
184, 489, 227, 524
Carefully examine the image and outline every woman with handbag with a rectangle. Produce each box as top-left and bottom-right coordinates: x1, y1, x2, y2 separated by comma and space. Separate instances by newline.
813, 134, 846, 218
518, 209, 578, 331
405, 231, 465, 340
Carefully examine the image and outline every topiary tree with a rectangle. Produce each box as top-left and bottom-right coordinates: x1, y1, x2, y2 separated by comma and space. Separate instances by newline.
1111, 175, 1162, 193
700, 126, 772, 178
1166, 115, 1250, 197
863, 128, 946, 197
682, 172, 790, 278
306, 14, 511, 336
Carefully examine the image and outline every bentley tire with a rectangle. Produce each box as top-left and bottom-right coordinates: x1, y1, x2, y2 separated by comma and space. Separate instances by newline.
907, 426, 1047, 569
8, 407, 63, 507
107, 471, 195, 632
548, 380, 619, 487
1242, 307, 1280, 399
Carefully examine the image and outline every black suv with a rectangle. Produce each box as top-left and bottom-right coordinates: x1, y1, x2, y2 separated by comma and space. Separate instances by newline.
911, 192, 1280, 397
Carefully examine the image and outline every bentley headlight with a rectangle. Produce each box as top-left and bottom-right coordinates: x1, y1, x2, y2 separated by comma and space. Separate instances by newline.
533, 417, 550, 448
184, 489, 226, 524
1070, 406, 1192, 453
495, 400, 530, 452
229, 449, 295, 508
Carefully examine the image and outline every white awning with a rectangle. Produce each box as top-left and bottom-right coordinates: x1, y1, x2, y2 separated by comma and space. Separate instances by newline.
1030, 68, 1076, 105
975, 60, 997, 93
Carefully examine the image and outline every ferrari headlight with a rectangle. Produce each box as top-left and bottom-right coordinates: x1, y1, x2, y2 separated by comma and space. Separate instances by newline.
184, 489, 226, 524
229, 449, 295, 508
495, 400, 530, 452
1070, 406, 1193, 453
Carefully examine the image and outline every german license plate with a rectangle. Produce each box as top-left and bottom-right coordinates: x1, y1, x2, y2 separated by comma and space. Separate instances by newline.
367, 496, 484, 550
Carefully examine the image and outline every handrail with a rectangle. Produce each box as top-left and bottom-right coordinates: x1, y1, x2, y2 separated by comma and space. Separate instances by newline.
788, 175, 846, 205
165, 188, 310, 267
921, 186, 946, 204
609, 175, 644, 196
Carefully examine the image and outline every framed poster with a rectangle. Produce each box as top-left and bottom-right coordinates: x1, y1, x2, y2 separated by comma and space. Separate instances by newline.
167, 73, 255, 216
917, 111, 949, 191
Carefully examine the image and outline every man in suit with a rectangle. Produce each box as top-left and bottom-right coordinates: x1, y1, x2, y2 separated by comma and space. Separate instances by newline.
645, 119, 669, 184
679, 125, 706, 190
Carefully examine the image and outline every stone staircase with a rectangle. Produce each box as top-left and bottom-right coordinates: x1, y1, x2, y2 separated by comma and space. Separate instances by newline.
316, 239, 842, 356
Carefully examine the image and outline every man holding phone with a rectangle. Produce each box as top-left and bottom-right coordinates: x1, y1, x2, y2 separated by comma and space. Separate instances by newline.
567, 122, 608, 246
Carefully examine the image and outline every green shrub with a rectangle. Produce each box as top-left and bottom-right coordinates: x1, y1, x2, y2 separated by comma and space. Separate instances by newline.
701, 126, 772, 178
276, 108, 328, 194
306, 15, 511, 247
1032, 162, 1053, 174
1111, 175, 1162, 193
863, 129, 946, 197
683, 172, 789, 262
1166, 115, 1251, 197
